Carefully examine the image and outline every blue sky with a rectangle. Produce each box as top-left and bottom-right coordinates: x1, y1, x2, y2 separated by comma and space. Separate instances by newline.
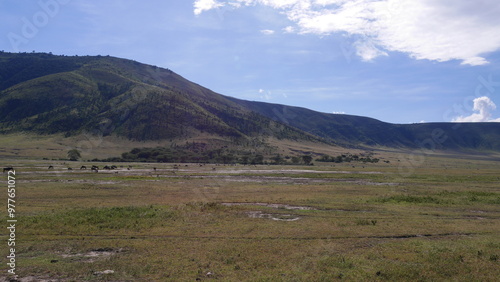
1, 0, 500, 124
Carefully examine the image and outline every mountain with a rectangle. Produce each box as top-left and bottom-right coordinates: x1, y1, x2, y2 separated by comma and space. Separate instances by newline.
226, 98, 500, 150
1, 52, 500, 152
0, 52, 315, 143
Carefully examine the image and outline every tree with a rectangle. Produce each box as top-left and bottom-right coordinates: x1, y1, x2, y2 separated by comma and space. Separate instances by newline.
251, 155, 264, 165
67, 149, 81, 161
272, 154, 284, 165
302, 155, 313, 165
241, 156, 249, 165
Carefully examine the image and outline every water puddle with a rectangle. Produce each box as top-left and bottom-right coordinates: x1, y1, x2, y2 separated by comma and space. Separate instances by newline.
221, 202, 317, 210
222, 202, 317, 221
246, 211, 301, 221
59, 248, 124, 263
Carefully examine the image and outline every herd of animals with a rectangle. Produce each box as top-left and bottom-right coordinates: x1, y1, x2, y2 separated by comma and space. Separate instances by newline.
3, 164, 221, 173
49, 165, 121, 172
2, 165, 154, 173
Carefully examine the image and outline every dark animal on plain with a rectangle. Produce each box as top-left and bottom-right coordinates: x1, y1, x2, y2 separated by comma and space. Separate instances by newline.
68, 167, 72, 170
153, 167, 156, 171
91, 165, 99, 172
111, 165, 117, 169
48, 165, 54, 169
80, 166, 87, 170
3, 167, 14, 173
127, 167, 130, 170
103, 166, 111, 170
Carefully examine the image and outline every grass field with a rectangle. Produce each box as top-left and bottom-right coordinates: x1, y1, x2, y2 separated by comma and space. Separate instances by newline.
1, 152, 499, 281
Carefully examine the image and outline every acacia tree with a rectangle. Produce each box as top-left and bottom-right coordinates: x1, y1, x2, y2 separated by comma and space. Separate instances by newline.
67, 149, 81, 161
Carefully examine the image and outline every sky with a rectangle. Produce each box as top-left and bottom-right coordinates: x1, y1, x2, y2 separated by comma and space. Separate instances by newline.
1, 0, 500, 124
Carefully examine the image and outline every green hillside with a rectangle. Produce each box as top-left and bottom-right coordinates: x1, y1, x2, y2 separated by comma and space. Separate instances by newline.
228, 98, 500, 150
0, 52, 316, 143
1, 52, 500, 151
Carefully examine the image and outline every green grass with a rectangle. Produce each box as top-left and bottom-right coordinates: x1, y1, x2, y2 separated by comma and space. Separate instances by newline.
22, 206, 176, 235
376, 191, 500, 205
1, 153, 499, 281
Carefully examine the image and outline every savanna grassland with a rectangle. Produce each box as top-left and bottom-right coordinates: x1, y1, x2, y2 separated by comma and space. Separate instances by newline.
1, 152, 499, 281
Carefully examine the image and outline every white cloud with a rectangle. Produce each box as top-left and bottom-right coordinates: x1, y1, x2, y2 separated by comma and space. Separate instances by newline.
453, 96, 500, 122
193, 0, 223, 16
354, 40, 387, 62
283, 26, 295, 33
260, 29, 275, 35
193, 0, 500, 65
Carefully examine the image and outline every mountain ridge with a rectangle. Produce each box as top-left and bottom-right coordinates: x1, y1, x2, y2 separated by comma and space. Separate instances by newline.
1, 52, 500, 152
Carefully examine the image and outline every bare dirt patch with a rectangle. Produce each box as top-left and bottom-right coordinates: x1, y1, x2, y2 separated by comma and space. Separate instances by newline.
59, 247, 125, 263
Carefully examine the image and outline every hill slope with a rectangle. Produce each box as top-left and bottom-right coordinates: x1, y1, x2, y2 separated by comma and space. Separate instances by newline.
1, 52, 500, 151
228, 98, 500, 150
0, 52, 315, 143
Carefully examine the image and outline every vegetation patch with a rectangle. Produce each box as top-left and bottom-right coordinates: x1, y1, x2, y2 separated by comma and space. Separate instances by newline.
376, 195, 447, 205
376, 191, 500, 205
316, 152, 381, 163
23, 206, 175, 234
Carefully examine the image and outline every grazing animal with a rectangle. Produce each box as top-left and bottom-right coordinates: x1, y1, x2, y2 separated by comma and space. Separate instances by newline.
48, 165, 54, 169
91, 165, 99, 172
111, 165, 117, 169
3, 167, 14, 173
153, 167, 157, 171
103, 165, 111, 170
80, 166, 87, 170
67, 167, 72, 170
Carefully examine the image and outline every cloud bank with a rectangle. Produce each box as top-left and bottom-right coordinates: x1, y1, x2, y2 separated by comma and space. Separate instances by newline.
453, 96, 500, 122
194, 0, 223, 16
193, 0, 500, 65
